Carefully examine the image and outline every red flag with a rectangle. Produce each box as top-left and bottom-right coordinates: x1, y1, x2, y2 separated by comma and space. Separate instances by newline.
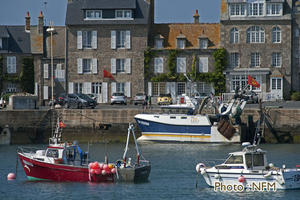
59, 121, 66, 128
103, 70, 115, 80
248, 75, 260, 88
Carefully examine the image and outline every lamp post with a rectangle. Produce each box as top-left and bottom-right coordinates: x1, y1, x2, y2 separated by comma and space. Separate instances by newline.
47, 21, 55, 107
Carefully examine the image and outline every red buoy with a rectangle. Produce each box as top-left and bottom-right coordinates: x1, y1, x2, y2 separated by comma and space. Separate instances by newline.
7, 173, 16, 180
238, 175, 245, 183
111, 168, 116, 174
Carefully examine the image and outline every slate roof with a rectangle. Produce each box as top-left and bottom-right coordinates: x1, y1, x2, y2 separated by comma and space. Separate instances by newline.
152, 23, 220, 49
0, 26, 31, 54
66, 0, 149, 25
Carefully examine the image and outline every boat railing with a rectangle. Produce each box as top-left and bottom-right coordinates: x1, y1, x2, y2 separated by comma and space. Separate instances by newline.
201, 159, 226, 167
17, 146, 45, 155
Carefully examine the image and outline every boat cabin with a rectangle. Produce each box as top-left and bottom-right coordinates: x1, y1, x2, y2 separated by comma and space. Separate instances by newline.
219, 147, 268, 170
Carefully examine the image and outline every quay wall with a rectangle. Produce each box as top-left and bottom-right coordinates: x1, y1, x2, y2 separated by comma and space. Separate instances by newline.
1, 108, 300, 144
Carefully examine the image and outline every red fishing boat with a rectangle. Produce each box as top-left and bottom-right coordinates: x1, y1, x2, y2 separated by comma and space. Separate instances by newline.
17, 110, 116, 182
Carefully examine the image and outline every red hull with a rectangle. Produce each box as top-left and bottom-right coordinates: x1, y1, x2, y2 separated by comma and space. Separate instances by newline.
18, 153, 114, 182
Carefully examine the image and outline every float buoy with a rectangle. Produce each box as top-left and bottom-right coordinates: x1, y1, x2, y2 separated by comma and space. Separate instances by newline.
108, 164, 114, 169
111, 168, 116, 174
7, 173, 16, 180
238, 175, 245, 183
101, 170, 107, 175
196, 163, 205, 173
103, 164, 109, 171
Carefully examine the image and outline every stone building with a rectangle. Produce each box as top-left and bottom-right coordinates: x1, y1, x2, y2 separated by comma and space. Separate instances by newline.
65, 0, 152, 103
0, 24, 31, 94
292, 1, 300, 93
147, 10, 219, 101
220, 0, 293, 100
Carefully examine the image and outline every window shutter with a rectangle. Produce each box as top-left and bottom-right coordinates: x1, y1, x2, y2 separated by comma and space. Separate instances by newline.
125, 30, 131, 49
182, 57, 186, 73
111, 58, 116, 74
199, 57, 208, 73
111, 30, 116, 49
148, 82, 152, 96
111, 82, 116, 95
83, 82, 92, 94
92, 58, 98, 74
12, 56, 16, 73
77, 31, 82, 49
43, 86, 48, 100
44, 64, 49, 79
125, 58, 131, 74
68, 82, 74, 94
159, 57, 164, 73
170, 82, 176, 103
7, 57, 11, 73
125, 82, 131, 97
35, 82, 38, 96
102, 82, 108, 103
77, 58, 83, 74
92, 31, 97, 49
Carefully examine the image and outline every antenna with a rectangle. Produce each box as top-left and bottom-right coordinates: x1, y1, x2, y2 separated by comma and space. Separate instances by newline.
43, 1, 48, 24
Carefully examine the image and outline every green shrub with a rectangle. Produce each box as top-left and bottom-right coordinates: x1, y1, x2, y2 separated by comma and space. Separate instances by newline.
291, 92, 300, 101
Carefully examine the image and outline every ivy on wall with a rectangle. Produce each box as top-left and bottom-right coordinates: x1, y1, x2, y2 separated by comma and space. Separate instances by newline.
146, 48, 227, 95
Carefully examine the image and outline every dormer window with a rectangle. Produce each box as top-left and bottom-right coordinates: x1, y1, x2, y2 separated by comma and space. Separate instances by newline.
116, 10, 132, 19
176, 34, 186, 49
266, 3, 282, 16
154, 34, 164, 49
199, 38, 208, 49
85, 10, 102, 20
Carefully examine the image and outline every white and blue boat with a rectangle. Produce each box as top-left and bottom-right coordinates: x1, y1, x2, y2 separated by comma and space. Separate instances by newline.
135, 94, 247, 143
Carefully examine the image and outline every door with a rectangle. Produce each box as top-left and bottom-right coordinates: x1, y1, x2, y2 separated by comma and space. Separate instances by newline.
92, 82, 102, 103
270, 78, 283, 100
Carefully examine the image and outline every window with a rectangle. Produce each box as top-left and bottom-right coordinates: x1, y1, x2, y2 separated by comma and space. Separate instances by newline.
116, 59, 125, 73
85, 10, 102, 19
7, 83, 17, 93
75, 83, 83, 94
225, 155, 243, 164
82, 31, 92, 48
116, 82, 125, 93
231, 75, 248, 91
43, 64, 49, 79
46, 149, 58, 158
248, 2, 264, 16
272, 27, 281, 43
271, 78, 282, 90
152, 82, 166, 96
7, 56, 16, 73
245, 154, 265, 168
155, 39, 163, 49
177, 39, 185, 49
230, 4, 246, 16
116, 10, 132, 19
55, 64, 65, 80
230, 28, 239, 44
177, 83, 186, 96
154, 57, 164, 73
117, 31, 126, 48
266, 4, 282, 16
92, 82, 101, 94
272, 53, 281, 67
82, 59, 92, 73
197, 82, 212, 94
199, 57, 208, 72
247, 26, 264, 43
230, 53, 240, 68
199, 39, 208, 49
251, 53, 260, 67
176, 57, 186, 73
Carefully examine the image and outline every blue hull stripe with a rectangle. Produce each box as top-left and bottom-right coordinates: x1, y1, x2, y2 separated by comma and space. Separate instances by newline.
135, 118, 211, 135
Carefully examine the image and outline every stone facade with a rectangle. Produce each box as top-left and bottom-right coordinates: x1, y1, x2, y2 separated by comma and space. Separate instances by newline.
220, 0, 293, 100
292, 2, 300, 92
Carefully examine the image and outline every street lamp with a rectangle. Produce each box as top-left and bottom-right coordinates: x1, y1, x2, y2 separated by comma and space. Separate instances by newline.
47, 21, 55, 107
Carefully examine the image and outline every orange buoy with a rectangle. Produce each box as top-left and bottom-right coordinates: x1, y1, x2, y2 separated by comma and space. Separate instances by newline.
7, 173, 16, 180
108, 164, 114, 169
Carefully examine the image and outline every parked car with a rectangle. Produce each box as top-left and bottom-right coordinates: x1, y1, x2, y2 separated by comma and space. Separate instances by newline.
110, 93, 127, 105
0, 97, 6, 109
49, 93, 68, 107
157, 94, 172, 105
64, 93, 96, 109
244, 90, 259, 104
86, 94, 97, 101
133, 93, 146, 105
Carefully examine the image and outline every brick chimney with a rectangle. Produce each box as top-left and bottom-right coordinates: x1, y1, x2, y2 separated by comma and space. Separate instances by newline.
38, 11, 44, 34
25, 12, 30, 32
193, 9, 199, 24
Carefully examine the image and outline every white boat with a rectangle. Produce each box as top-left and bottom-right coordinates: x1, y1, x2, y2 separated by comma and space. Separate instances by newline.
195, 142, 300, 191
135, 94, 247, 143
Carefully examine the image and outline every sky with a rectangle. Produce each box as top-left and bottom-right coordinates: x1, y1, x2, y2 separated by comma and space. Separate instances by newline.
0, 0, 220, 26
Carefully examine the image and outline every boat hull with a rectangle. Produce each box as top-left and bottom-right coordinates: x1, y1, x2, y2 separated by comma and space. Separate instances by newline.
135, 114, 240, 143
18, 153, 114, 182
117, 165, 151, 182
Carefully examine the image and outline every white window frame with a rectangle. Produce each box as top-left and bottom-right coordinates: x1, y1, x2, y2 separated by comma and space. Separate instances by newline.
152, 82, 166, 96
248, 2, 264, 16
117, 31, 126, 48
155, 39, 163, 49
199, 39, 208, 49
115, 10, 133, 19
177, 39, 185, 49
272, 27, 281, 43
176, 57, 186, 73
82, 59, 92, 74
177, 82, 186, 96
43, 64, 49, 79
74, 83, 83, 94
85, 10, 102, 20
266, 3, 282, 16
116, 59, 126, 73
82, 31, 92, 48
229, 53, 240, 68
230, 28, 239, 44
7, 83, 17, 93
272, 52, 281, 67
251, 52, 260, 67
229, 4, 246, 16
199, 57, 209, 73
116, 82, 125, 93
271, 77, 282, 90
247, 26, 265, 43
154, 57, 164, 73
7, 56, 16, 74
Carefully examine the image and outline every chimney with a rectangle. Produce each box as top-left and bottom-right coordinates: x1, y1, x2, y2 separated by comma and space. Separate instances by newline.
25, 12, 30, 32
193, 9, 199, 24
38, 11, 44, 34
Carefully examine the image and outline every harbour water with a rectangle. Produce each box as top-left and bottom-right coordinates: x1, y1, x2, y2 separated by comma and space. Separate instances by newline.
0, 143, 299, 199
